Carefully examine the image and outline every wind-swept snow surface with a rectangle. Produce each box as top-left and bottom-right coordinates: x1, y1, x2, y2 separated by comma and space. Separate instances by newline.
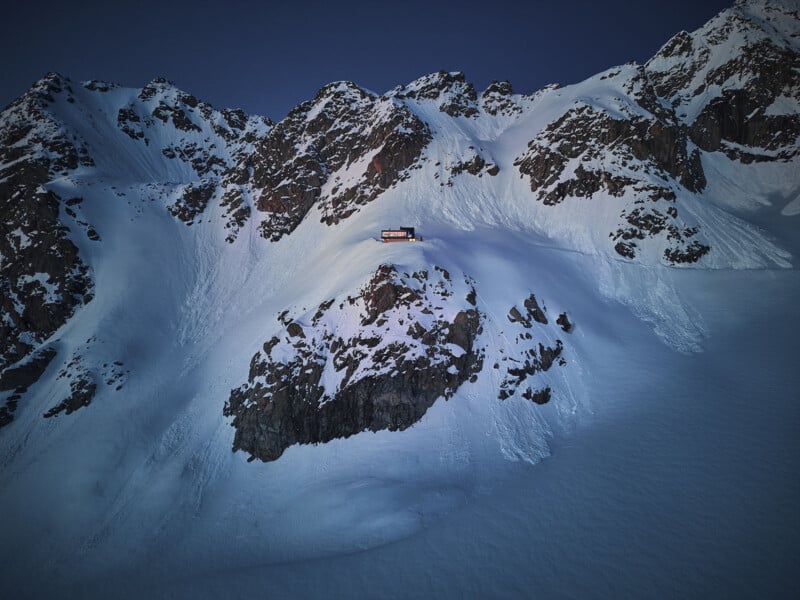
3, 250, 797, 599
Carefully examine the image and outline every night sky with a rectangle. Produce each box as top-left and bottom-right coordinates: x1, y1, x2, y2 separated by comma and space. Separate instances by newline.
3, 0, 731, 121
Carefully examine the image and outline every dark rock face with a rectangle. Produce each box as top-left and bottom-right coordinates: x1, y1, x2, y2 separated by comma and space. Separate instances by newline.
524, 294, 548, 325
515, 97, 707, 201
0, 347, 57, 427
225, 267, 574, 462
646, 2, 800, 163
507, 293, 548, 327
0, 348, 57, 392
437, 149, 500, 187
168, 180, 217, 225
497, 293, 567, 402
0, 183, 92, 371
522, 387, 551, 404
224, 265, 484, 462
40, 342, 128, 419
44, 374, 96, 418
117, 106, 147, 142
0, 75, 94, 383
450, 154, 499, 178
556, 312, 573, 333
686, 41, 800, 163
690, 86, 800, 162
481, 80, 522, 116
514, 67, 711, 264
152, 100, 202, 133
393, 71, 480, 117
223, 81, 432, 242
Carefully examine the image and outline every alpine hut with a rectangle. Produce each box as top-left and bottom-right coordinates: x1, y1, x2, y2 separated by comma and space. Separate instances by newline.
381, 227, 418, 242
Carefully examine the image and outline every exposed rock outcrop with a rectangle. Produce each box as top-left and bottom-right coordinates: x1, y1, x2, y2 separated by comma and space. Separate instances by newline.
450, 153, 499, 178
514, 66, 711, 263
41, 341, 128, 419
646, 1, 800, 163
508, 294, 548, 328
556, 312, 574, 333
0, 74, 94, 383
168, 180, 217, 225
222, 81, 432, 242
392, 71, 480, 117
0, 347, 57, 427
497, 293, 567, 402
225, 267, 575, 462
481, 80, 523, 116
225, 265, 484, 462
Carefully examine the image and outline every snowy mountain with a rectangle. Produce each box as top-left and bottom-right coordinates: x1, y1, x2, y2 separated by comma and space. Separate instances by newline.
0, 1, 799, 596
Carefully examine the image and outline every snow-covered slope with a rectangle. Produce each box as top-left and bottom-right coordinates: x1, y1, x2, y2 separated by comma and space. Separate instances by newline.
0, 0, 798, 596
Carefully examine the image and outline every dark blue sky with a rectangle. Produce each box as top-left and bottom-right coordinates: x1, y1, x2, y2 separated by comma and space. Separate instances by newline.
2, 0, 731, 120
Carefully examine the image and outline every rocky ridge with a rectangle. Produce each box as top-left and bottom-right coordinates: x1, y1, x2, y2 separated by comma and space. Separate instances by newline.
224, 264, 569, 462
513, 0, 798, 262
0, 74, 94, 407
0, 72, 269, 425
225, 264, 485, 461
221, 81, 433, 242
646, 0, 800, 163
514, 65, 711, 263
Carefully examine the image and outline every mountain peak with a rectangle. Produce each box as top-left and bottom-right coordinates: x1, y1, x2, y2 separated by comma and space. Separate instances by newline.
391, 70, 479, 117
315, 80, 373, 98
142, 76, 177, 90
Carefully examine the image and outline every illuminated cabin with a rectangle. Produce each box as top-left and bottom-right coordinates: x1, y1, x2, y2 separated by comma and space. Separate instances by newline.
381, 227, 418, 242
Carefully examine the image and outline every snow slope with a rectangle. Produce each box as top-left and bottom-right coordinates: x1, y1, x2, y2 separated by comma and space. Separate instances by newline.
71, 268, 800, 600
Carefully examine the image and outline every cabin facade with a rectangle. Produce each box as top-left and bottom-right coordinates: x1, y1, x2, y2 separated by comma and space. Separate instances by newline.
381, 227, 418, 242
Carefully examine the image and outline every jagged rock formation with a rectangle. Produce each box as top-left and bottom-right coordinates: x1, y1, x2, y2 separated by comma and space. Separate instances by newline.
224, 265, 485, 461
647, 0, 800, 164
0, 74, 94, 390
513, 0, 799, 263
39, 338, 127, 419
391, 70, 481, 117
514, 66, 711, 263
167, 180, 217, 225
497, 293, 568, 403
222, 81, 433, 242
481, 80, 523, 116
224, 268, 574, 462
119, 77, 271, 179
0, 347, 56, 427
108, 76, 272, 239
